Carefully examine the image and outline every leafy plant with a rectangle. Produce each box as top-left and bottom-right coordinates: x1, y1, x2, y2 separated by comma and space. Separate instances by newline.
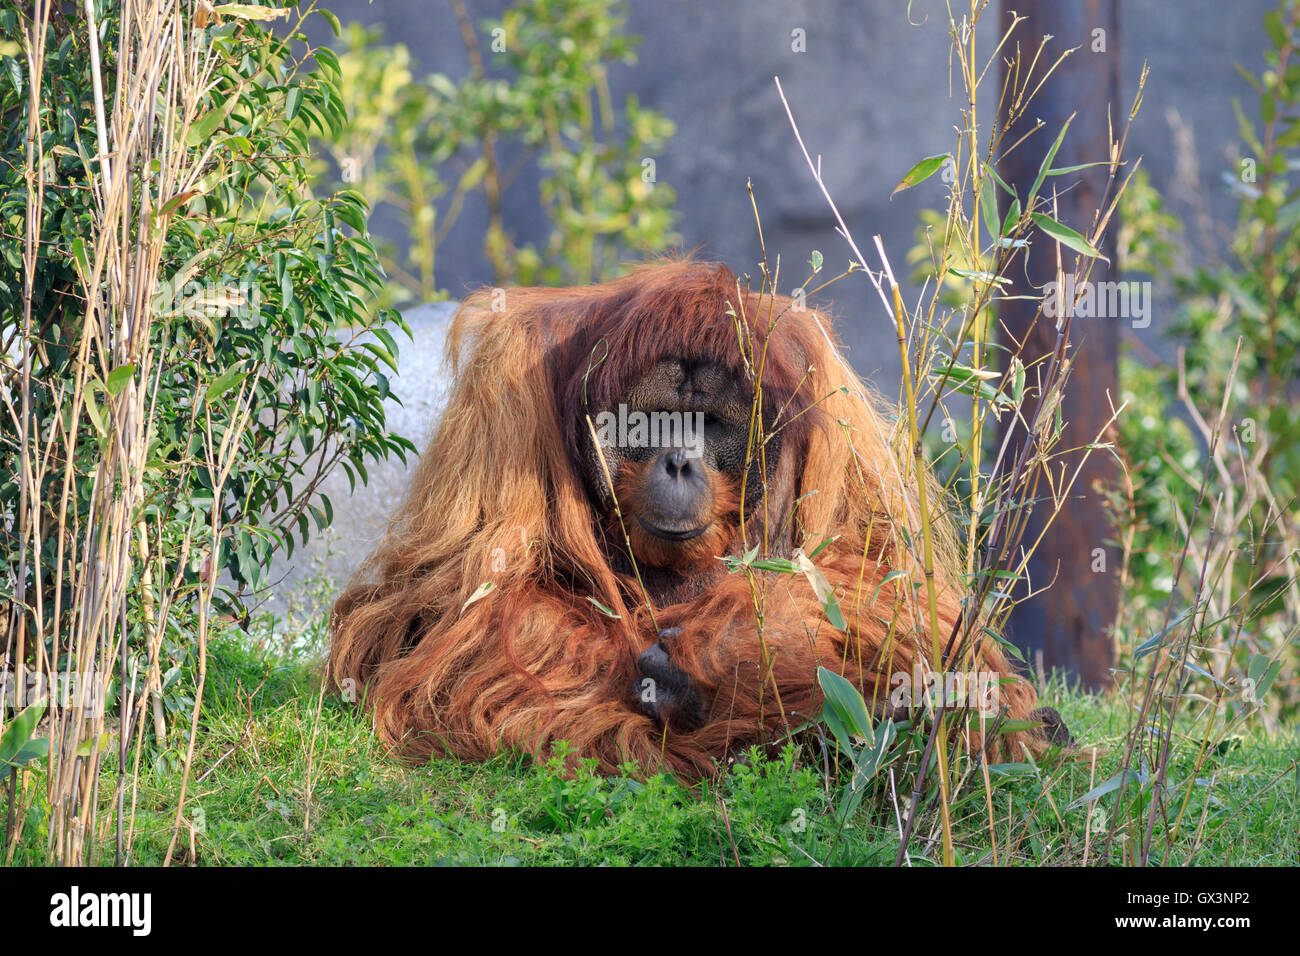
314, 0, 679, 300
1091, 0, 1300, 864
311, 23, 450, 306
0, 0, 408, 864
0, 705, 47, 774
876, 0, 1297, 868
1114, 0, 1300, 715
759, 0, 1147, 866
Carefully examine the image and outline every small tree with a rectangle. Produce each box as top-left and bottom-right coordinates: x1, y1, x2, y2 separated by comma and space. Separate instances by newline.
0, 0, 408, 864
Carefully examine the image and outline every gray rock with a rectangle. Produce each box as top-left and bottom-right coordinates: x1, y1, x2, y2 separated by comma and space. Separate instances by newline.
263, 300, 459, 612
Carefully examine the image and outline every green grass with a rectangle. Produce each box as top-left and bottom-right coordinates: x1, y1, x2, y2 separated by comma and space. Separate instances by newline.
11, 635, 1298, 866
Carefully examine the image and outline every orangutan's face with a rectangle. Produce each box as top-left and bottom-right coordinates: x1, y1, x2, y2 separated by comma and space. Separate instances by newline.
592, 358, 769, 569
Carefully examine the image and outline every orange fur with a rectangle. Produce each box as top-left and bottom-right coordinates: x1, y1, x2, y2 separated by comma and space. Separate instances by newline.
329, 259, 1048, 777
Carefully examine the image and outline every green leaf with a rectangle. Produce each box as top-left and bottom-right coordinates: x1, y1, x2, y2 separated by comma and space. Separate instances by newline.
1066, 769, 1144, 810
1265, 9, 1286, 49
71, 236, 91, 281
1001, 197, 1021, 236
188, 88, 238, 147
75, 732, 111, 758
286, 86, 303, 123
205, 365, 246, 402
1248, 654, 1281, 701
794, 550, 846, 630
222, 135, 253, 157
871, 569, 911, 603
932, 362, 1006, 404
806, 536, 836, 560
817, 667, 873, 739
0, 703, 46, 768
837, 717, 898, 822
1028, 118, 1072, 205
83, 391, 107, 437
979, 174, 999, 241
586, 596, 621, 619
1182, 658, 1228, 689
1134, 608, 1192, 659
983, 625, 1025, 662
104, 363, 135, 396
6, 738, 49, 768
984, 162, 1016, 197
1030, 212, 1108, 261
820, 702, 854, 755
947, 267, 1009, 286
1043, 161, 1110, 177
751, 558, 799, 573
987, 762, 1037, 777
1008, 357, 1025, 404
891, 153, 950, 197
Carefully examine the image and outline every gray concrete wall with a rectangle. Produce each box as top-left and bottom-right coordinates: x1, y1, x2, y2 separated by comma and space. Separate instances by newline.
274, 1, 1275, 605
311, 0, 1269, 368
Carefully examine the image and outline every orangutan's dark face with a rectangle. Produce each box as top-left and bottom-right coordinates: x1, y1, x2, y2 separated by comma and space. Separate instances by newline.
590, 358, 779, 570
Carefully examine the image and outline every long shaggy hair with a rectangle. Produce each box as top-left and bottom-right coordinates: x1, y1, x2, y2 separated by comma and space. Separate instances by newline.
329, 259, 1053, 777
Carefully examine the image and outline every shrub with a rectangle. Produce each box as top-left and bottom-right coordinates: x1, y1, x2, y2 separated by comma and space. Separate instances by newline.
1115, 2, 1300, 717
314, 0, 679, 303
0, 0, 407, 863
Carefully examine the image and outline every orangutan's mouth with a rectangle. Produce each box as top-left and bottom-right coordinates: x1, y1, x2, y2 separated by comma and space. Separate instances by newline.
636, 516, 708, 541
